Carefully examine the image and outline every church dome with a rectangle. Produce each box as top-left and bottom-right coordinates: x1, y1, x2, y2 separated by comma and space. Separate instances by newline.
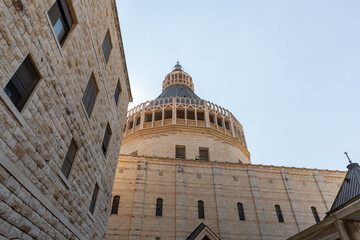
121, 63, 250, 164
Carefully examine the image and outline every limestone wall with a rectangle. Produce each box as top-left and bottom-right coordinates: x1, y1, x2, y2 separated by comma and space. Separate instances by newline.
106, 155, 345, 240
120, 128, 250, 164
0, 0, 130, 239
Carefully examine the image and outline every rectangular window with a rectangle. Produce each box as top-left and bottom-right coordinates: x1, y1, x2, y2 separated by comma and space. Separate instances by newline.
89, 184, 99, 214
199, 148, 209, 161
114, 81, 121, 105
164, 110, 172, 119
176, 145, 185, 159
136, 117, 141, 126
198, 200, 205, 219
187, 110, 195, 120
156, 198, 163, 216
102, 31, 112, 63
197, 111, 204, 121
102, 124, 111, 155
154, 111, 162, 121
237, 202, 245, 221
110, 195, 120, 214
209, 114, 214, 123
82, 74, 98, 117
311, 206, 320, 223
275, 204, 284, 223
225, 121, 230, 130
176, 109, 185, 119
48, 0, 74, 45
61, 139, 77, 178
217, 117, 222, 127
145, 113, 153, 122
4, 56, 40, 112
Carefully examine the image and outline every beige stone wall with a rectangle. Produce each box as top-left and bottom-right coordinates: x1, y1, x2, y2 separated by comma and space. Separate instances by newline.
120, 129, 250, 164
106, 155, 345, 240
0, 0, 130, 239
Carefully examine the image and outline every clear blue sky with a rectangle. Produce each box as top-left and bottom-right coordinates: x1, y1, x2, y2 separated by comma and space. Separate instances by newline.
116, 0, 360, 171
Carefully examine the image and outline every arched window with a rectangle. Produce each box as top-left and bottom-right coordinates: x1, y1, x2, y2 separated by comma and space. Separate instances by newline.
110, 195, 120, 214
156, 198, 163, 216
275, 204, 284, 222
237, 202, 245, 221
198, 200, 205, 219
311, 206, 320, 223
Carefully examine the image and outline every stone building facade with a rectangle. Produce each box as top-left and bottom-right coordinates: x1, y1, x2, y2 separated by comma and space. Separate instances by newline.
0, 0, 131, 239
106, 63, 345, 240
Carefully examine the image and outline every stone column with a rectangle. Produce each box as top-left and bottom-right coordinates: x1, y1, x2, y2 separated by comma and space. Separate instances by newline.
247, 169, 266, 240
281, 171, 306, 231
129, 160, 148, 240
212, 166, 230, 239
175, 163, 187, 240
313, 173, 332, 211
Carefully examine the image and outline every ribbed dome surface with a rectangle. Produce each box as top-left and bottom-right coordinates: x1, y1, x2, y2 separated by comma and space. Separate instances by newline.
156, 84, 200, 100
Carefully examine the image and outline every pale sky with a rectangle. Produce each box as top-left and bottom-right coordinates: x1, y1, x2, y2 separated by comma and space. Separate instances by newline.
116, 0, 360, 171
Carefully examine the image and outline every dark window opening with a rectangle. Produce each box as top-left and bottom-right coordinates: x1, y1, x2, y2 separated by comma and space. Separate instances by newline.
199, 148, 209, 161
275, 204, 284, 223
202, 237, 210, 240
102, 30, 112, 63
197, 111, 204, 121
217, 117, 222, 127
102, 124, 111, 155
145, 113, 153, 122
198, 200, 205, 219
89, 184, 99, 214
176, 145, 185, 159
110, 195, 120, 214
225, 121, 230, 130
136, 117, 141, 126
4, 56, 40, 112
209, 114, 214, 123
164, 110, 172, 119
128, 121, 133, 129
156, 198, 163, 216
154, 111, 162, 121
177, 109, 185, 119
187, 110, 195, 120
82, 74, 98, 117
61, 139, 77, 178
48, 0, 74, 45
311, 206, 320, 223
237, 202, 245, 221
114, 81, 121, 105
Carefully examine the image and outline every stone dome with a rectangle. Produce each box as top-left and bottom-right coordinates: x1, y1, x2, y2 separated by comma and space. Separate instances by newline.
121, 63, 250, 164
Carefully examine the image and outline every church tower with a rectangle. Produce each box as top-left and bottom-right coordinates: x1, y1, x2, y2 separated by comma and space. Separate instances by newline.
120, 62, 249, 164
106, 63, 345, 240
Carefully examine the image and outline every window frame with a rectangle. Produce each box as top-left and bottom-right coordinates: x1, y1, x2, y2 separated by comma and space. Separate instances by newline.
48, 0, 75, 46
102, 30, 112, 63
237, 202, 245, 221
275, 204, 284, 223
311, 206, 320, 223
102, 124, 112, 156
175, 145, 186, 159
156, 198, 163, 217
3, 55, 40, 113
89, 184, 99, 214
199, 147, 209, 161
60, 139, 78, 179
82, 74, 98, 118
114, 80, 121, 105
110, 195, 120, 215
198, 200, 205, 219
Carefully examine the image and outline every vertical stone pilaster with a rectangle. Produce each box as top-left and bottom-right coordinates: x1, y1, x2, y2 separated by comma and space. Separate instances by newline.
281, 171, 306, 231
175, 163, 187, 240
212, 166, 230, 239
247, 169, 266, 240
313, 173, 332, 211
129, 160, 148, 240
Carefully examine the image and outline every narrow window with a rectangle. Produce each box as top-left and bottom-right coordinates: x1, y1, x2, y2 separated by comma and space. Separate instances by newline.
154, 111, 162, 121
197, 111, 204, 121
187, 110, 195, 120
199, 148, 209, 161
114, 81, 121, 105
82, 75, 98, 117
128, 121, 133, 129
102, 124, 111, 155
164, 110, 172, 119
311, 206, 320, 223
237, 202, 245, 221
136, 117, 141, 126
217, 117, 222, 127
102, 30, 112, 63
61, 139, 77, 178
110, 195, 120, 214
209, 114, 214, 123
145, 113, 153, 122
156, 198, 163, 216
4, 56, 40, 111
176, 109, 185, 119
275, 205, 284, 222
48, 0, 74, 45
176, 145, 185, 159
225, 121, 230, 130
89, 184, 99, 214
198, 200, 205, 219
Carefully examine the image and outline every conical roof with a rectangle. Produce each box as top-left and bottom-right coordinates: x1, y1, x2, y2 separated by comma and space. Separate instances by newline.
328, 162, 360, 213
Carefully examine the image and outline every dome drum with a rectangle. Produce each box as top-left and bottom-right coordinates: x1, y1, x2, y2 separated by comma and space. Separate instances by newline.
123, 96, 247, 149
